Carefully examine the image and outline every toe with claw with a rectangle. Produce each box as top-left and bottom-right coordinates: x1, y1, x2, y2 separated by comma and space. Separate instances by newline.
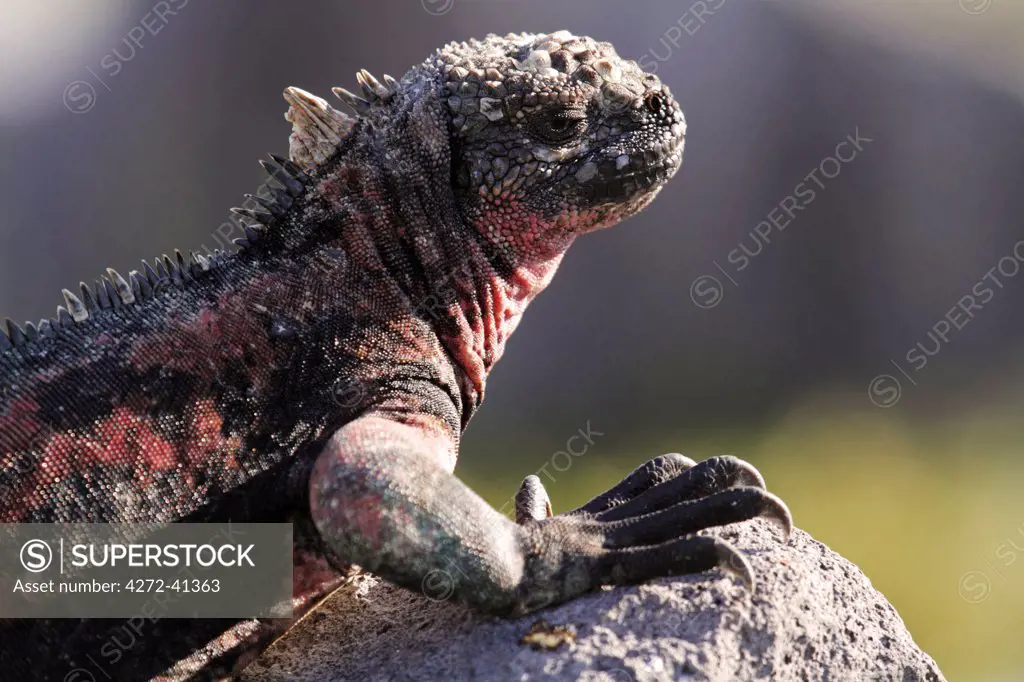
509, 454, 792, 614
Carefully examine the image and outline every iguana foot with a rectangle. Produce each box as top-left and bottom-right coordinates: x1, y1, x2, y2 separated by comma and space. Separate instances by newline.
509, 455, 791, 613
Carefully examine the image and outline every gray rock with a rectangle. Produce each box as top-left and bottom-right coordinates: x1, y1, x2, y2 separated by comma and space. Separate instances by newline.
243, 520, 945, 682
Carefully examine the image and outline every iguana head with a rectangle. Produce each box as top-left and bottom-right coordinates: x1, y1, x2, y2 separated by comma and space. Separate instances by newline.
437, 31, 686, 259
285, 31, 684, 266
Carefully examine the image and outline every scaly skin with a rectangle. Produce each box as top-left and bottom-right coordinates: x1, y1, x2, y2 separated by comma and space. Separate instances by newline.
0, 31, 791, 681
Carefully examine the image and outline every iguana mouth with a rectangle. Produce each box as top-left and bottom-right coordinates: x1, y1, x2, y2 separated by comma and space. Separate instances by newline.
571, 149, 681, 204
621, 155, 682, 182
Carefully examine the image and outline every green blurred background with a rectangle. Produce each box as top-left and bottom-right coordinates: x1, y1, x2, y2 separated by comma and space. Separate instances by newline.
463, 396, 1024, 681
4, 1, 1024, 679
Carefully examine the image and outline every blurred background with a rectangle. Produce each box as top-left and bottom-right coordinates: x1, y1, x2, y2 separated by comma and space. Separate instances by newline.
2, 0, 1023, 678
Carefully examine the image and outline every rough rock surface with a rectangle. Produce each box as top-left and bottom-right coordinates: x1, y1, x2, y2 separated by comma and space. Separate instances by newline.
243, 520, 945, 682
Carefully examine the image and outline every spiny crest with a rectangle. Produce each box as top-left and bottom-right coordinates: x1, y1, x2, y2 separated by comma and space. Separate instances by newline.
284, 87, 355, 168
231, 152, 311, 249
0, 253, 205, 352
0, 153, 313, 355
284, 70, 399, 169
54, 252, 208, 324
328, 68, 400, 116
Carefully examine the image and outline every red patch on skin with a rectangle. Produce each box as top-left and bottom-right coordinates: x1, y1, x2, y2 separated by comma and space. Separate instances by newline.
3, 399, 243, 519
0, 396, 45, 453
0, 397, 49, 520
341, 493, 386, 546
95, 406, 177, 467
6, 405, 174, 515
186, 399, 244, 471
311, 439, 390, 550
127, 280, 280, 392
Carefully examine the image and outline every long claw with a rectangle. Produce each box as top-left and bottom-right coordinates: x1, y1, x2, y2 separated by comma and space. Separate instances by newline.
758, 491, 793, 541
715, 540, 755, 590
601, 487, 790, 547
733, 459, 767, 490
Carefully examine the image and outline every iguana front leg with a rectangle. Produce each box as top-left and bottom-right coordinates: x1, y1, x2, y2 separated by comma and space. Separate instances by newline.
310, 412, 791, 616
310, 411, 526, 612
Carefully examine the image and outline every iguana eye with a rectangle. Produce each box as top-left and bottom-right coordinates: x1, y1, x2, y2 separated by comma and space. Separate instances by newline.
530, 107, 587, 145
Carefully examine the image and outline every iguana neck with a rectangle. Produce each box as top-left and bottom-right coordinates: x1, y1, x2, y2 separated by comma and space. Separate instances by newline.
291, 124, 572, 424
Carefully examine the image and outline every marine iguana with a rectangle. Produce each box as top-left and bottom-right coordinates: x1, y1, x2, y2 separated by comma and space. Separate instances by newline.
0, 31, 790, 681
